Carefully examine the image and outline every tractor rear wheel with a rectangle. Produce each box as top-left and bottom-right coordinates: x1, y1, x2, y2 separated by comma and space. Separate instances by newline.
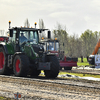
13, 55, 29, 77
59, 67, 62, 70
0, 47, 9, 75
44, 55, 59, 78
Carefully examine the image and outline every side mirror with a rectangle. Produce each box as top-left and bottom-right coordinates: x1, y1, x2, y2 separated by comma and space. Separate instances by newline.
9, 29, 13, 37
48, 31, 51, 39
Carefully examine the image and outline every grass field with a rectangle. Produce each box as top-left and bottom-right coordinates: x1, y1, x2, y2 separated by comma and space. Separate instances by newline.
77, 58, 89, 66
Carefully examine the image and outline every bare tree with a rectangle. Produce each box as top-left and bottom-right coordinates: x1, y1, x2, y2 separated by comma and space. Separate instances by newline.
24, 18, 30, 27
39, 19, 45, 29
0, 30, 4, 36
39, 19, 46, 39
53, 23, 69, 55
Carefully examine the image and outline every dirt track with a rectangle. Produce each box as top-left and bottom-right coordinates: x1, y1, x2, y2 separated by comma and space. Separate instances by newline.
62, 67, 100, 75
0, 75, 100, 100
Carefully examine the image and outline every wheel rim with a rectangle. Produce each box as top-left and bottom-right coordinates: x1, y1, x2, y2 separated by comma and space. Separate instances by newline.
15, 59, 20, 72
0, 52, 4, 70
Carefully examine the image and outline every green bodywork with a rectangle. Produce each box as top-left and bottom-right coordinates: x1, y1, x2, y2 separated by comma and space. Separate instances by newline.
6, 43, 14, 54
3, 41, 37, 61
24, 42, 37, 60
0, 42, 14, 54
0, 27, 46, 62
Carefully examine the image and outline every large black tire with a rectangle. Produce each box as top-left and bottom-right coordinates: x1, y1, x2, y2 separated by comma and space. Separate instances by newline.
59, 66, 62, 70
64, 67, 72, 70
44, 55, 59, 78
0, 47, 9, 75
13, 55, 29, 77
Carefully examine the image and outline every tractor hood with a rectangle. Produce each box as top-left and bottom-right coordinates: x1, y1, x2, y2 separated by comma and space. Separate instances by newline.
31, 44, 44, 55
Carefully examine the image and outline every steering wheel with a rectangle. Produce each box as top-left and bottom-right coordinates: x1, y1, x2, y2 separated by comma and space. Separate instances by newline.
20, 40, 30, 47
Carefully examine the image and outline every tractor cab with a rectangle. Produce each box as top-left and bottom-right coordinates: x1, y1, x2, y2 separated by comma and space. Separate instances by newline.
9, 27, 39, 44
40, 39, 62, 58
42, 39, 59, 52
9, 27, 39, 51
18, 30, 38, 45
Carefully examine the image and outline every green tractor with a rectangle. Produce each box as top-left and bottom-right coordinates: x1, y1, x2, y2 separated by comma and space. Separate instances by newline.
0, 22, 59, 78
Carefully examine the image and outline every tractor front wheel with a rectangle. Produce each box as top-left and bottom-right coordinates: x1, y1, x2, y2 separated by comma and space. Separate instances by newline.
59, 67, 62, 70
13, 55, 29, 77
44, 55, 59, 78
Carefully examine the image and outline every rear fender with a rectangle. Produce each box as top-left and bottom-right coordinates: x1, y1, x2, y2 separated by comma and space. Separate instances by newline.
0, 43, 14, 55
0, 44, 8, 54
6, 43, 14, 54
13, 52, 25, 59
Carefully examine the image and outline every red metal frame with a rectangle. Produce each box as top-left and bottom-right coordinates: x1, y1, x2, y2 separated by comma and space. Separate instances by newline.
60, 56, 77, 67
50, 51, 77, 68
0, 37, 8, 42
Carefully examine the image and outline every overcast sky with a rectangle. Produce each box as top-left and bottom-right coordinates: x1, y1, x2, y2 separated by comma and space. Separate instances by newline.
0, 0, 100, 36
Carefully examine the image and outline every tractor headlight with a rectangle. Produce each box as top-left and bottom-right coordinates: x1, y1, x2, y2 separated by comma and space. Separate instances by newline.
35, 53, 39, 57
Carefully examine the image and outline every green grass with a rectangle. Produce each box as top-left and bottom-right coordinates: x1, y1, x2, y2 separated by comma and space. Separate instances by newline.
77, 58, 89, 66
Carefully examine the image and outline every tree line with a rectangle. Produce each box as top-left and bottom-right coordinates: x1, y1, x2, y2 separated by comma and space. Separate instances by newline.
53, 23, 100, 58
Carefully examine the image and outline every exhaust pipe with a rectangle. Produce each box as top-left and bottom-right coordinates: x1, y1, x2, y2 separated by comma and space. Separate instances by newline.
9, 21, 11, 28
48, 31, 51, 39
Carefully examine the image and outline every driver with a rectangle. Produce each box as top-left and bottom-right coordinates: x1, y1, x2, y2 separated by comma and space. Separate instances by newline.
19, 33, 27, 44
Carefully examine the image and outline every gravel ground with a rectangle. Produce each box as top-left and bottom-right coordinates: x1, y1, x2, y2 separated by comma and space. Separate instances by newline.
0, 81, 100, 100
72, 67, 100, 74
61, 67, 100, 75
0, 75, 100, 100
0, 67, 100, 100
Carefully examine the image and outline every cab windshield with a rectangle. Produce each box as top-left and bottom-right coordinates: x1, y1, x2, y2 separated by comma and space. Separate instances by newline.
19, 31, 39, 44
46, 41, 59, 51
